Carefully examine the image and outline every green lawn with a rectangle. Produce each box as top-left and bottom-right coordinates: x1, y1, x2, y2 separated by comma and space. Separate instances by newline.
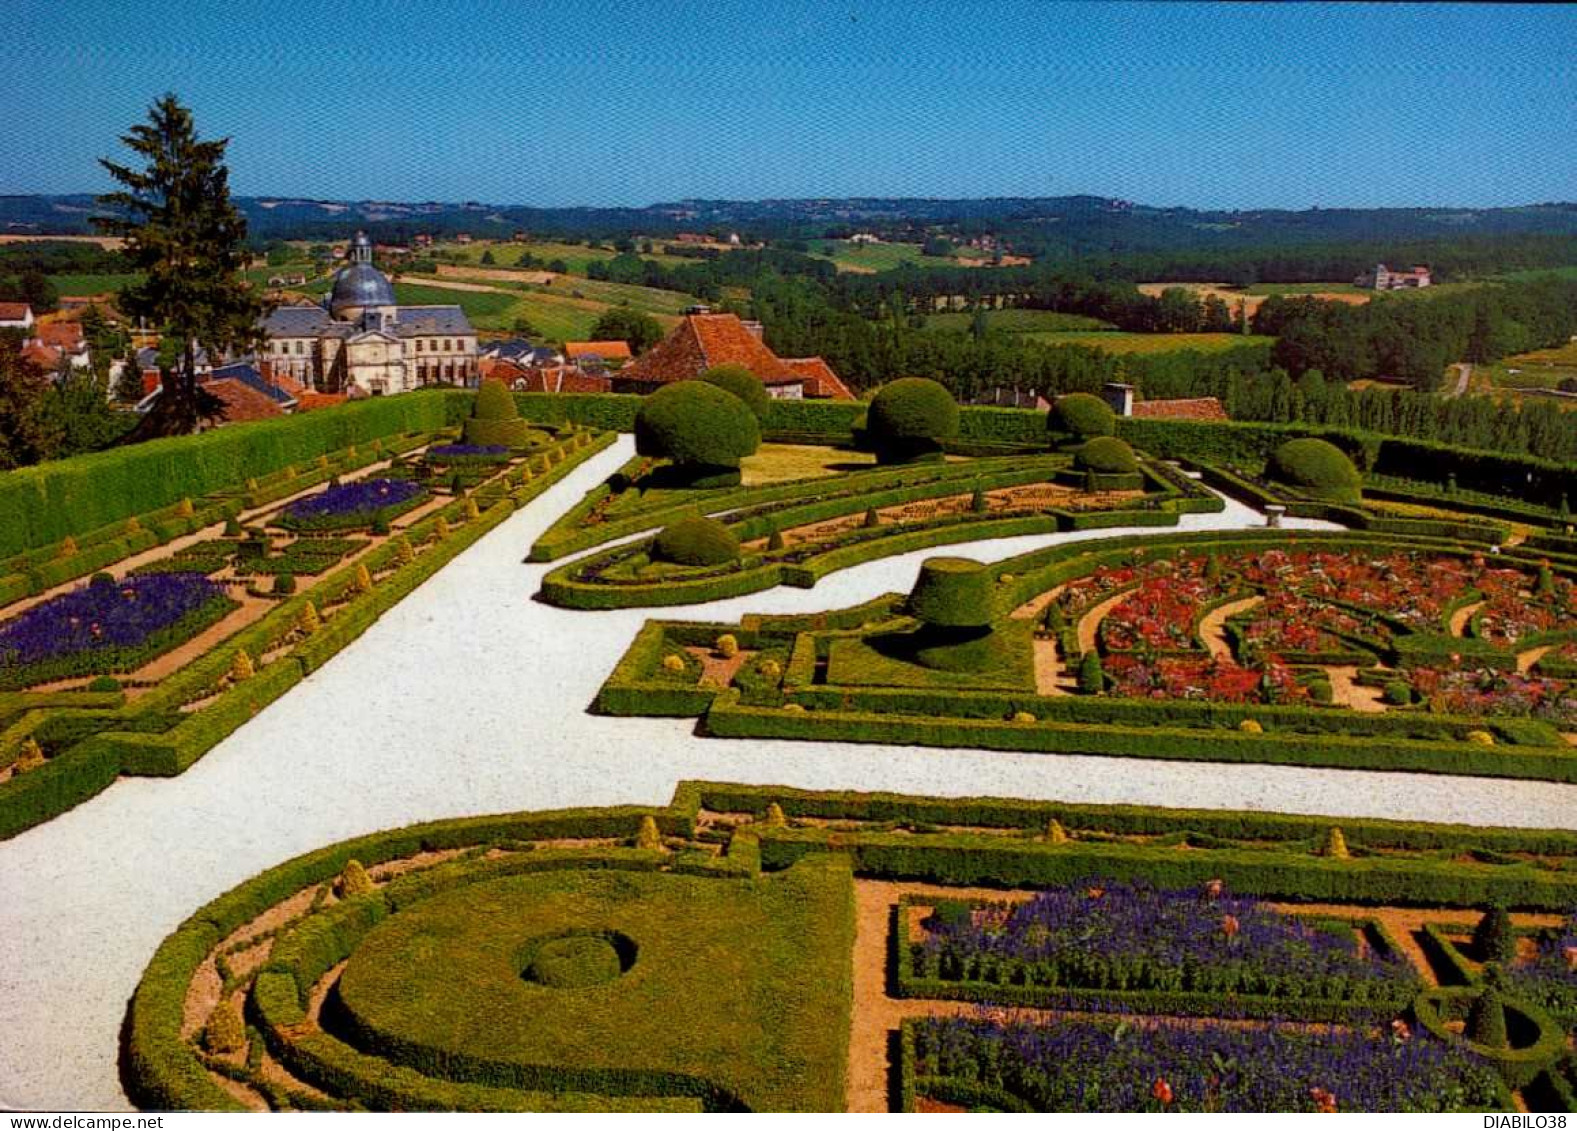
740, 443, 876, 486
437, 238, 697, 273
1244, 282, 1363, 296
1026, 331, 1274, 355
333, 860, 854, 1111
1487, 340, 1577, 390
926, 309, 1116, 334
808, 239, 956, 273
44, 273, 141, 295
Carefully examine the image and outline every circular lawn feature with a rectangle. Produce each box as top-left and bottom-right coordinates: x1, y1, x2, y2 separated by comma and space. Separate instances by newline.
521, 930, 636, 988
1266, 438, 1362, 504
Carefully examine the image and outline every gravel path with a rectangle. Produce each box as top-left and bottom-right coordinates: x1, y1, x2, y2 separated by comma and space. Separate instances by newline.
3, 436, 1575, 1111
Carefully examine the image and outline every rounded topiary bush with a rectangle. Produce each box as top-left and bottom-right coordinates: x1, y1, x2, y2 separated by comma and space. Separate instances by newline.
1050, 392, 1116, 440
908, 557, 994, 629
635, 381, 761, 486
866, 378, 959, 464
522, 931, 633, 989
463, 378, 531, 447
651, 516, 741, 567
698, 364, 770, 420
1266, 438, 1362, 504
1074, 436, 1139, 475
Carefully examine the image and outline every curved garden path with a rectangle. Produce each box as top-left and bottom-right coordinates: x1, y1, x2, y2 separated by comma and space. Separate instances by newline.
1198, 595, 1262, 661
3, 435, 1577, 1110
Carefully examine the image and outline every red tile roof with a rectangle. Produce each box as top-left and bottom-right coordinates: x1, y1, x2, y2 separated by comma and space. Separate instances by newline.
781, 356, 856, 401
36, 321, 85, 349
563, 340, 632, 361
618, 312, 801, 388
294, 391, 347, 412
204, 378, 287, 423
0, 302, 32, 322
21, 343, 60, 369
512, 365, 612, 394
479, 356, 527, 383
1130, 396, 1230, 422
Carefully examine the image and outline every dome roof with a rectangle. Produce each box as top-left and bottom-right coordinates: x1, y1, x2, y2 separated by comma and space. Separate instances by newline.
330, 262, 396, 316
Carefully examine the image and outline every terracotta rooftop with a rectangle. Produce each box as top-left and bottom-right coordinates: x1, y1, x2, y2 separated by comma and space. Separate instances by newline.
0, 302, 33, 322
781, 356, 856, 401
20, 342, 59, 370
563, 340, 632, 361
617, 312, 801, 387
36, 322, 85, 349
1130, 396, 1230, 422
294, 391, 347, 412
520, 365, 612, 394
204, 378, 288, 424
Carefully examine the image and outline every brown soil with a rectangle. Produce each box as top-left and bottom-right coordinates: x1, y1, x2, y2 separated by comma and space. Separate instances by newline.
684, 645, 751, 688
1197, 595, 1262, 661
1325, 665, 1387, 713
1517, 644, 1554, 674
1448, 601, 1485, 638
1009, 584, 1064, 622
1031, 637, 1070, 696
366, 846, 465, 882
1076, 588, 1135, 655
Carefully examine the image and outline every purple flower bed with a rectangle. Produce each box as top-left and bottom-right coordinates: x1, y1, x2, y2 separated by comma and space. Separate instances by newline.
426, 443, 509, 462
916, 880, 1417, 1002
280, 478, 427, 531
910, 1014, 1505, 1112
1507, 910, 1577, 1019
0, 572, 235, 689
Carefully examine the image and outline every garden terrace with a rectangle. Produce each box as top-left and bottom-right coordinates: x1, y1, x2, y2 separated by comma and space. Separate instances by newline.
0, 425, 615, 839
595, 530, 1577, 779
539, 454, 1220, 610
126, 781, 1577, 1113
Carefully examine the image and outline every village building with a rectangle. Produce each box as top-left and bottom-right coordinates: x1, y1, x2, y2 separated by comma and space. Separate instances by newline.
0, 302, 35, 331
1100, 382, 1229, 422
1355, 263, 1431, 290
258, 232, 477, 395
564, 340, 633, 370
611, 308, 854, 400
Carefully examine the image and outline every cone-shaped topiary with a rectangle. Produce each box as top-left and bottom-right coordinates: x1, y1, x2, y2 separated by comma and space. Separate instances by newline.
176, 497, 194, 518
1473, 904, 1516, 966
767, 527, 785, 551
395, 538, 415, 565
354, 562, 373, 593
698, 364, 770, 420
298, 601, 321, 635
273, 572, 295, 596
1078, 650, 1104, 694
463, 378, 531, 447
202, 999, 247, 1056
634, 381, 760, 486
764, 802, 787, 828
125, 517, 141, 534
1321, 826, 1350, 859
15, 737, 45, 774
1046, 818, 1069, 844
1466, 986, 1509, 1049
909, 557, 994, 629
866, 377, 959, 464
434, 515, 450, 538
230, 649, 254, 682
1075, 436, 1139, 475
862, 506, 881, 528
337, 859, 374, 898
652, 516, 740, 567
1266, 438, 1362, 504
715, 633, 739, 658
464, 495, 481, 520
1049, 392, 1116, 440
970, 485, 988, 513
371, 511, 390, 536
223, 517, 242, 537
59, 536, 77, 558
635, 815, 664, 851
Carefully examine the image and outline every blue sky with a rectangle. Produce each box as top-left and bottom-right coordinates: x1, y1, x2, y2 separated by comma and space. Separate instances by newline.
4, 1, 1573, 209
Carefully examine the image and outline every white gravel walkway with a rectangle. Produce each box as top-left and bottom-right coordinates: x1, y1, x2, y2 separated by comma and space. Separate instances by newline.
2, 435, 1574, 1111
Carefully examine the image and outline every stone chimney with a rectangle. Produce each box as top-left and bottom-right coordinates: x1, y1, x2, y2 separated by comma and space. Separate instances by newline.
1102, 382, 1135, 417
741, 320, 764, 341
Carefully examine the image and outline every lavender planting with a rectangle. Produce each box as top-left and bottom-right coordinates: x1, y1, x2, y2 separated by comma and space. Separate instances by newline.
279, 478, 427, 531
911, 1014, 1505, 1112
1507, 910, 1577, 1019
0, 572, 235, 689
425, 443, 509, 462
916, 880, 1418, 1002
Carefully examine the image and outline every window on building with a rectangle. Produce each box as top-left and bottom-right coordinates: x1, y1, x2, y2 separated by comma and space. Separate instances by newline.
415, 339, 423, 352
443, 339, 451, 351
295, 340, 303, 355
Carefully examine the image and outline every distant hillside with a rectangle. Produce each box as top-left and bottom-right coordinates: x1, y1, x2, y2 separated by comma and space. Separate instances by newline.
5, 193, 1575, 253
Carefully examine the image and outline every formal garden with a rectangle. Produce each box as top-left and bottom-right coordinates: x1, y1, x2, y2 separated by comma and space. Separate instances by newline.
3, 377, 1576, 1113
125, 781, 1577, 1112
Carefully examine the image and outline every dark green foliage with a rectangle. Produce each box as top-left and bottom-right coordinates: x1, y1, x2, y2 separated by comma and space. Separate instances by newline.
908, 557, 993, 628
697, 365, 770, 420
1384, 680, 1412, 707
866, 378, 959, 464
87, 675, 122, 693
463, 379, 531, 447
589, 308, 664, 355
273, 572, 296, 596
1467, 987, 1509, 1049
1266, 438, 1363, 504
634, 382, 760, 479
370, 511, 390, 536
970, 485, 988, 513
223, 517, 242, 537
766, 527, 785, 551
1074, 436, 1139, 475
652, 517, 740, 567
862, 506, 880, 528
1473, 904, 1517, 966
1049, 392, 1116, 440
1078, 650, 1104, 694
522, 933, 627, 989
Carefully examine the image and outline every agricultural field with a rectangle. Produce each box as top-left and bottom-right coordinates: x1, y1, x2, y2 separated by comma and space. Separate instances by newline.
925, 308, 1115, 334
1488, 340, 1577, 392
433, 237, 698, 272
807, 238, 1019, 274
1026, 330, 1274, 355
42, 272, 142, 295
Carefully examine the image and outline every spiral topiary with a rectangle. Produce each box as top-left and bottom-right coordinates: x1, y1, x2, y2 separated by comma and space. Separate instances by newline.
698, 364, 771, 420
634, 381, 761, 486
1049, 392, 1116, 440
652, 516, 741, 567
1074, 436, 1139, 475
1266, 438, 1363, 504
865, 377, 959, 464
462, 378, 531, 447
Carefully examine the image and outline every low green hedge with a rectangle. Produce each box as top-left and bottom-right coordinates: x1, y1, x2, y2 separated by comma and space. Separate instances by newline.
1413, 989, 1567, 1090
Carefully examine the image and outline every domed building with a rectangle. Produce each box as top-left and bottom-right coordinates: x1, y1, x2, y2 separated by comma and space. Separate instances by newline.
260, 232, 477, 396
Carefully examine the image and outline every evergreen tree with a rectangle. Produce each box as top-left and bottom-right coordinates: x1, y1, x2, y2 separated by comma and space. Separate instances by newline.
94, 94, 269, 438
